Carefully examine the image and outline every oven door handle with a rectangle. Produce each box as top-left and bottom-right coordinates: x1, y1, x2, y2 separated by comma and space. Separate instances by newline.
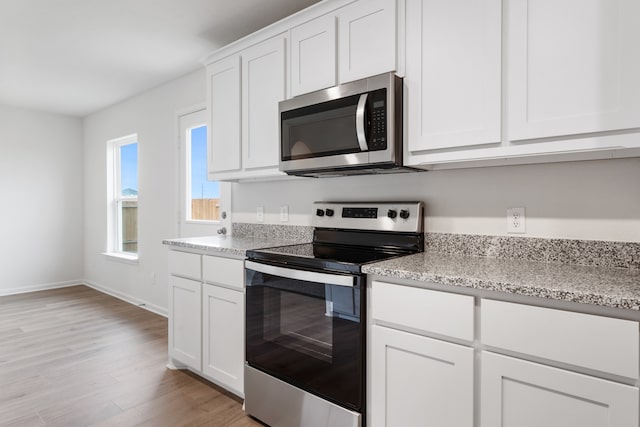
245, 261, 355, 288
355, 93, 369, 151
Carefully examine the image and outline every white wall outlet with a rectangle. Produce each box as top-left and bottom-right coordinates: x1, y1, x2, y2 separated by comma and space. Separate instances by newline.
507, 207, 526, 234
280, 205, 289, 222
256, 206, 264, 222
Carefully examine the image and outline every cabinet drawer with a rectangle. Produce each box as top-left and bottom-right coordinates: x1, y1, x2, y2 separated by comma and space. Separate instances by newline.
481, 299, 639, 379
203, 255, 244, 290
371, 281, 474, 341
168, 250, 202, 280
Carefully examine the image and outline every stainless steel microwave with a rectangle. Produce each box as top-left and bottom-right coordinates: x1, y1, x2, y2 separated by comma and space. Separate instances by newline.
279, 72, 416, 177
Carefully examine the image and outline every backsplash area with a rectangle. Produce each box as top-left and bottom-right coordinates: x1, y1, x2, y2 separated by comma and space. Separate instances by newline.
232, 158, 640, 243
232, 223, 640, 270
232, 223, 313, 241
425, 233, 640, 270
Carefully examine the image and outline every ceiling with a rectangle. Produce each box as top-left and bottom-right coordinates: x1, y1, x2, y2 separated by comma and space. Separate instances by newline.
0, 0, 320, 117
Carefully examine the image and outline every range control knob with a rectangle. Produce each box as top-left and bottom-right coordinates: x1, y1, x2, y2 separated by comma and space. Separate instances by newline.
387, 209, 398, 219
316, 208, 325, 217
325, 209, 334, 217
399, 210, 410, 219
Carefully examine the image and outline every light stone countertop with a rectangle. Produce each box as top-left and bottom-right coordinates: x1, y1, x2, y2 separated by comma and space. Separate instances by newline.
162, 235, 310, 257
362, 251, 640, 311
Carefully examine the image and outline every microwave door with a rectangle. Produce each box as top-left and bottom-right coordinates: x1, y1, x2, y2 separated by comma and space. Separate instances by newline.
280, 94, 370, 173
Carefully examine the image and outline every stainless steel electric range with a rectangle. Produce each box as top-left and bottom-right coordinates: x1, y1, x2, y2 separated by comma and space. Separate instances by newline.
244, 201, 424, 427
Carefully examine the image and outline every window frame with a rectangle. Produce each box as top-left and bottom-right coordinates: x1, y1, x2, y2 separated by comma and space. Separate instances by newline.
184, 122, 219, 224
106, 134, 139, 261
177, 106, 231, 239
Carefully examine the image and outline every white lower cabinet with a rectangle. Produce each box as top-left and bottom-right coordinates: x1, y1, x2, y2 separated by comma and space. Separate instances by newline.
202, 283, 244, 395
168, 249, 245, 397
371, 325, 474, 427
169, 275, 202, 371
370, 280, 640, 427
481, 351, 639, 427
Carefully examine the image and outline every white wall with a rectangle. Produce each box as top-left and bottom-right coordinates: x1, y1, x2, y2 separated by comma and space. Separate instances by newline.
83, 69, 205, 313
0, 104, 84, 294
233, 157, 640, 243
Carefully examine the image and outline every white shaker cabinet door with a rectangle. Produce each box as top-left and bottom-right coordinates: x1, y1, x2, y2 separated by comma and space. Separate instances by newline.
337, 0, 397, 84
406, 0, 501, 152
370, 325, 474, 427
481, 351, 639, 427
202, 284, 244, 396
290, 14, 336, 97
508, 0, 640, 140
169, 275, 202, 371
241, 34, 287, 170
207, 55, 241, 175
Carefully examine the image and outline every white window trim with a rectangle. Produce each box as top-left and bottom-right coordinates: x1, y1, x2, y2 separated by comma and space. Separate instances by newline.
176, 106, 231, 238
106, 134, 139, 260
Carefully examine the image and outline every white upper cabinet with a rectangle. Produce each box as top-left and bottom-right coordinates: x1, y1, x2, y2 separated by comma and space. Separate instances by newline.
242, 35, 287, 170
337, 0, 397, 84
406, 0, 502, 152
207, 55, 241, 175
508, 0, 640, 141
290, 14, 337, 97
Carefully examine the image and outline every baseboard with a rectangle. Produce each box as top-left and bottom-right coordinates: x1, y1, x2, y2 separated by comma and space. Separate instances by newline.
0, 280, 83, 297
82, 280, 168, 318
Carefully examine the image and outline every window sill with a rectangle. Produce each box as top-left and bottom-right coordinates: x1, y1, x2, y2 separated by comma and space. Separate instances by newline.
102, 252, 139, 264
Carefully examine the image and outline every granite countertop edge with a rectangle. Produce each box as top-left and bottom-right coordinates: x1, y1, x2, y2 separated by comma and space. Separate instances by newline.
362, 255, 640, 311
162, 235, 310, 257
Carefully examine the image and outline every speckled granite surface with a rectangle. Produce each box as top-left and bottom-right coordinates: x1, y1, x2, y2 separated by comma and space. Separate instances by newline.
232, 223, 314, 241
425, 233, 640, 270
162, 234, 310, 257
363, 251, 640, 310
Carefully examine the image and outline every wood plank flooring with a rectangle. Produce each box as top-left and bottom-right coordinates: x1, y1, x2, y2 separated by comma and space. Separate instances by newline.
0, 285, 262, 427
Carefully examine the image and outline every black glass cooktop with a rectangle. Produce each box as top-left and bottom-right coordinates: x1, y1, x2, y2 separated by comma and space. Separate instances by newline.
247, 243, 408, 274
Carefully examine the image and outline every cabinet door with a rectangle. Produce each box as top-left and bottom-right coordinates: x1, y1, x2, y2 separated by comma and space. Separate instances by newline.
202, 284, 244, 395
370, 325, 473, 427
291, 14, 336, 97
207, 55, 241, 174
508, 0, 640, 140
242, 35, 286, 170
337, 0, 396, 84
481, 351, 639, 427
169, 275, 202, 371
406, 0, 501, 152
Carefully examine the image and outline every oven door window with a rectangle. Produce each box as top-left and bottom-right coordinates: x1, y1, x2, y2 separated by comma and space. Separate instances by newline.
281, 94, 364, 161
246, 266, 363, 411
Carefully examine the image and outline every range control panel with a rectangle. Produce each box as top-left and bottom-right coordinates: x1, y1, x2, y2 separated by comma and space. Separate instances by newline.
312, 202, 424, 233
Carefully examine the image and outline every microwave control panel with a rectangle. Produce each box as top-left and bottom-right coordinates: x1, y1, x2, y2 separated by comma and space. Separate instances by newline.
368, 89, 387, 151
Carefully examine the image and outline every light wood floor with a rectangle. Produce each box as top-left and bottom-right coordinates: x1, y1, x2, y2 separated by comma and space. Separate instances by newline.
0, 285, 262, 427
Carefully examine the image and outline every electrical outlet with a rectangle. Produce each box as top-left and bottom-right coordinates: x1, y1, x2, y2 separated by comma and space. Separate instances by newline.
280, 205, 289, 222
507, 207, 526, 234
256, 206, 264, 222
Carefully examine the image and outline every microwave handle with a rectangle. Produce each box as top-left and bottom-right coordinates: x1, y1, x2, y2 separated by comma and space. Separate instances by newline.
355, 93, 369, 151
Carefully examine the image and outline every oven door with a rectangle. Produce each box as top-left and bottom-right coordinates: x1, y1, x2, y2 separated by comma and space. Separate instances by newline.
245, 260, 364, 411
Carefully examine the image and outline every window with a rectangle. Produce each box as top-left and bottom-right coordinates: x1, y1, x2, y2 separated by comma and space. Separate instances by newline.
186, 124, 220, 222
107, 134, 138, 259
178, 108, 230, 238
